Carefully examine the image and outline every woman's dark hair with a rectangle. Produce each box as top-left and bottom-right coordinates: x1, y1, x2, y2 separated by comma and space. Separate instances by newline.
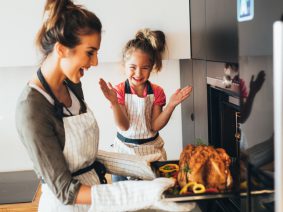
122, 28, 166, 72
36, 0, 102, 61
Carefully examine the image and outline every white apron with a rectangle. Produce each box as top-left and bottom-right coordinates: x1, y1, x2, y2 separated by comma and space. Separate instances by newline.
38, 107, 100, 212
113, 80, 167, 160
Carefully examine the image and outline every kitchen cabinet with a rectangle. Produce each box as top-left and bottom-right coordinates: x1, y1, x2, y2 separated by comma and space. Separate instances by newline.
180, 59, 195, 147
0, 0, 191, 67
239, 0, 283, 56
81, 0, 191, 63
180, 59, 208, 147
192, 60, 208, 143
190, 0, 238, 63
183, 0, 238, 146
206, 0, 238, 63
190, 0, 206, 60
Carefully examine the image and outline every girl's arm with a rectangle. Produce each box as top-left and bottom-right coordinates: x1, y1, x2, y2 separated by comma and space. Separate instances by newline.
99, 78, 129, 131
111, 103, 129, 131
151, 85, 192, 131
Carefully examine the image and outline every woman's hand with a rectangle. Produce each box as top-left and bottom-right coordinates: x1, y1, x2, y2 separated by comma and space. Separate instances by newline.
99, 78, 118, 106
168, 85, 192, 108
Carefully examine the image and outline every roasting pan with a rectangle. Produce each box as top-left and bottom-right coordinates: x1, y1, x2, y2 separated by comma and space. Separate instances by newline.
151, 160, 274, 202
151, 160, 237, 202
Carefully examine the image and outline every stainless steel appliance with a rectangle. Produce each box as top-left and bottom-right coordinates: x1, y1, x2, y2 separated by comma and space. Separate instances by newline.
238, 0, 283, 211
180, 1, 282, 211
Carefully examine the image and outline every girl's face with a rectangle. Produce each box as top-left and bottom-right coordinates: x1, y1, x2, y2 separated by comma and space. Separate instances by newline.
60, 32, 101, 83
124, 49, 153, 88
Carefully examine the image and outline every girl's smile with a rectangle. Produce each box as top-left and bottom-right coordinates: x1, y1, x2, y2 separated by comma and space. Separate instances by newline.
125, 49, 152, 89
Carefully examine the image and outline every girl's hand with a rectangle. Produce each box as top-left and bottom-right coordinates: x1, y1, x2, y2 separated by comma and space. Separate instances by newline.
168, 85, 192, 108
99, 78, 118, 105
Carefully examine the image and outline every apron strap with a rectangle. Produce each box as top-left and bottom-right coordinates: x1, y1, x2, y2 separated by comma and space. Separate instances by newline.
124, 79, 154, 95
146, 81, 154, 94
71, 160, 107, 184
125, 79, 131, 94
64, 80, 87, 114
37, 69, 73, 118
117, 132, 159, 145
41, 160, 107, 184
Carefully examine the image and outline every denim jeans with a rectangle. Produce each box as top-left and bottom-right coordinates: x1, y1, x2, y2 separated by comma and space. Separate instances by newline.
111, 175, 128, 182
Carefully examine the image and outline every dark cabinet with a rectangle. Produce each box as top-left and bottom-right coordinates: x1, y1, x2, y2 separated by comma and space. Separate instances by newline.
206, 0, 238, 63
239, 0, 283, 56
180, 59, 195, 147
190, 0, 206, 60
180, 59, 208, 146
182, 0, 239, 146
190, 0, 238, 63
192, 60, 208, 143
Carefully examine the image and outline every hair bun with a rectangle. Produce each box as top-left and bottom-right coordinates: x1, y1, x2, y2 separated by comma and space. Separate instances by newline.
135, 28, 165, 52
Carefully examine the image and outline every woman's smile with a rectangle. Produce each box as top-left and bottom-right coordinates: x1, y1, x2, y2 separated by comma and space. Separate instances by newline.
79, 68, 84, 77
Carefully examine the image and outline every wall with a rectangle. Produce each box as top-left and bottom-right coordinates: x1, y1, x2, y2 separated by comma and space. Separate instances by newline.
81, 0, 191, 62
0, 0, 190, 67
0, 60, 184, 171
0, 1, 45, 67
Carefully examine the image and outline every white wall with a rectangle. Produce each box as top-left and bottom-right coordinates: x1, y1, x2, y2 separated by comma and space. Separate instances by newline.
0, 67, 34, 171
0, 0, 190, 67
81, 0, 191, 62
0, 1, 45, 67
0, 60, 184, 171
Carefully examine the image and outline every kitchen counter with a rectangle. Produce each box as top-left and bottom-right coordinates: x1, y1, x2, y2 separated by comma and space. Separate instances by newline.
0, 170, 39, 205
0, 184, 41, 211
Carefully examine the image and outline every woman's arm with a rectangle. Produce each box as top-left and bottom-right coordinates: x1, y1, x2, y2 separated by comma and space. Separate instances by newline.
99, 78, 129, 131
151, 86, 192, 131
15, 89, 82, 205
75, 185, 91, 204
96, 150, 157, 180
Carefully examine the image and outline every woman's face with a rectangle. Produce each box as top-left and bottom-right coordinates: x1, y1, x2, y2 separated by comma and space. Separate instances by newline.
60, 32, 101, 83
124, 49, 153, 88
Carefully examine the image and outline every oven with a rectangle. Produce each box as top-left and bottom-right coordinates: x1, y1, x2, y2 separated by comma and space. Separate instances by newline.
205, 60, 274, 211
178, 54, 275, 211
206, 62, 240, 159
205, 61, 241, 211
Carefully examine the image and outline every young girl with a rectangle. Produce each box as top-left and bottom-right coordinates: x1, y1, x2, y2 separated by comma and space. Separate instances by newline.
100, 28, 193, 182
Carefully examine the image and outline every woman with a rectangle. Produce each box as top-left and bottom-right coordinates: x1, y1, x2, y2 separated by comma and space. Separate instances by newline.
15, 0, 195, 211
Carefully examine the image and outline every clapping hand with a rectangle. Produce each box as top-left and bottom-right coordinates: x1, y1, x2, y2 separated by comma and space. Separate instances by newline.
249, 70, 265, 96
99, 78, 118, 105
168, 85, 192, 108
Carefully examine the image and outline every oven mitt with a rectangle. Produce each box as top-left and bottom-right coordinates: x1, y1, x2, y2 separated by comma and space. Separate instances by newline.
96, 150, 162, 180
88, 178, 174, 212
151, 200, 196, 211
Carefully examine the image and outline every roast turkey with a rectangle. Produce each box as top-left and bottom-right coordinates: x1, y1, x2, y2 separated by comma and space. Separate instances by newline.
177, 144, 233, 191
